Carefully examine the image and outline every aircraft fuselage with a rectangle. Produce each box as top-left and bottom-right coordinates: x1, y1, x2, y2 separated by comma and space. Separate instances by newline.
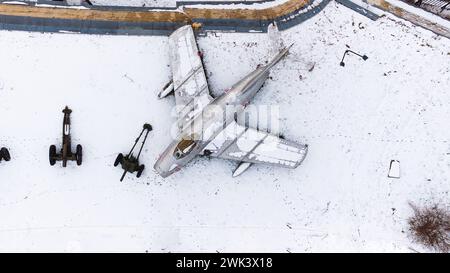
154, 46, 290, 178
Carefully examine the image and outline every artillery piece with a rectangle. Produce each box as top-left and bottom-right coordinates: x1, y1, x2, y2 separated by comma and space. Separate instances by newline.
49, 106, 82, 167
114, 123, 152, 181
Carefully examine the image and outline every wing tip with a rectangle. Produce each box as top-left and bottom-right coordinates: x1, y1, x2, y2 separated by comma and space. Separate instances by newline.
170, 24, 193, 37
292, 143, 308, 169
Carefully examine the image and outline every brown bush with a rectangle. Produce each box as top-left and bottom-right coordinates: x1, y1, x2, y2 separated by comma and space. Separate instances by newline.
408, 203, 450, 252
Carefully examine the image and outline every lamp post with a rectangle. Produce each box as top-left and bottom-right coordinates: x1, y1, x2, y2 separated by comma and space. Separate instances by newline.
340, 49, 368, 67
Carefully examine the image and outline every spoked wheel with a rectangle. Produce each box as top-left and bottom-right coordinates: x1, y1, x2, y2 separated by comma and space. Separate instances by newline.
136, 164, 145, 178
49, 145, 57, 166
0, 148, 10, 162
114, 153, 124, 167
76, 144, 83, 166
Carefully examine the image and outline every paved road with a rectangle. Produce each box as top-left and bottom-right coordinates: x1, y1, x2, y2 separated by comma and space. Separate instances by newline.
0, 0, 328, 35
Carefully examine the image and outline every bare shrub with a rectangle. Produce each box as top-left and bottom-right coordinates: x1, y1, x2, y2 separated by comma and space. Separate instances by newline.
408, 203, 450, 252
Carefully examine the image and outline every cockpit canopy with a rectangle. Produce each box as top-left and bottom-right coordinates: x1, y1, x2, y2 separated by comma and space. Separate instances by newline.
173, 134, 199, 160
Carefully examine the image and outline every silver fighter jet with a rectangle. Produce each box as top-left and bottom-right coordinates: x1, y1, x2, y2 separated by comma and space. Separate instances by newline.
154, 25, 308, 178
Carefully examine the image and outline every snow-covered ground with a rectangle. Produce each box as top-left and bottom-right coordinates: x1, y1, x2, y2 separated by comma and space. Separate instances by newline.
90, 0, 176, 8
20, 0, 271, 8
5, 0, 303, 10
89, 0, 268, 7
19, 0, 175, 7
0, 3, 449, 252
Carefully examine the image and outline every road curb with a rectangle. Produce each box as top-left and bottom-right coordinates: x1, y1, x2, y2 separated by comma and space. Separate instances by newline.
0, 0, 330, 35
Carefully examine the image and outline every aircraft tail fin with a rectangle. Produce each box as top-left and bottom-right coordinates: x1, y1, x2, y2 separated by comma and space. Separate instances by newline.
268, 22, 285, 54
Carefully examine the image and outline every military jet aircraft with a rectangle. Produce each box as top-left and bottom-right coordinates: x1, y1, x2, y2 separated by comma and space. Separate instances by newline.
154, 25, 308, 178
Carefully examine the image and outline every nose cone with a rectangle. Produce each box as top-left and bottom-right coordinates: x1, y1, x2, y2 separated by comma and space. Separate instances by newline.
154, 152, 180, 178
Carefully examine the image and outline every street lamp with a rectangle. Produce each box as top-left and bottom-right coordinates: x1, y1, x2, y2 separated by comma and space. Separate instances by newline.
340, 49, 368, 67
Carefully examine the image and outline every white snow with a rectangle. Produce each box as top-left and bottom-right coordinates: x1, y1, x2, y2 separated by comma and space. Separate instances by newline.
5, 0, 177, 8
89, 0, 269, 8
0, 3, 449, 252
1, 1, 28, 5
177, 0, 294, 10
6, 0, 294, 9
34, 3, 89, 9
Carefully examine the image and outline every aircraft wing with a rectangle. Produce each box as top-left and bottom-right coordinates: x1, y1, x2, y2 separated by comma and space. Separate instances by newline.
204, 121, 308, 168
168, 25, 213, 131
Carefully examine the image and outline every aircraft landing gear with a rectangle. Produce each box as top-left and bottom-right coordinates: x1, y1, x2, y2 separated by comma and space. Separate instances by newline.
114, 123, 152, 182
